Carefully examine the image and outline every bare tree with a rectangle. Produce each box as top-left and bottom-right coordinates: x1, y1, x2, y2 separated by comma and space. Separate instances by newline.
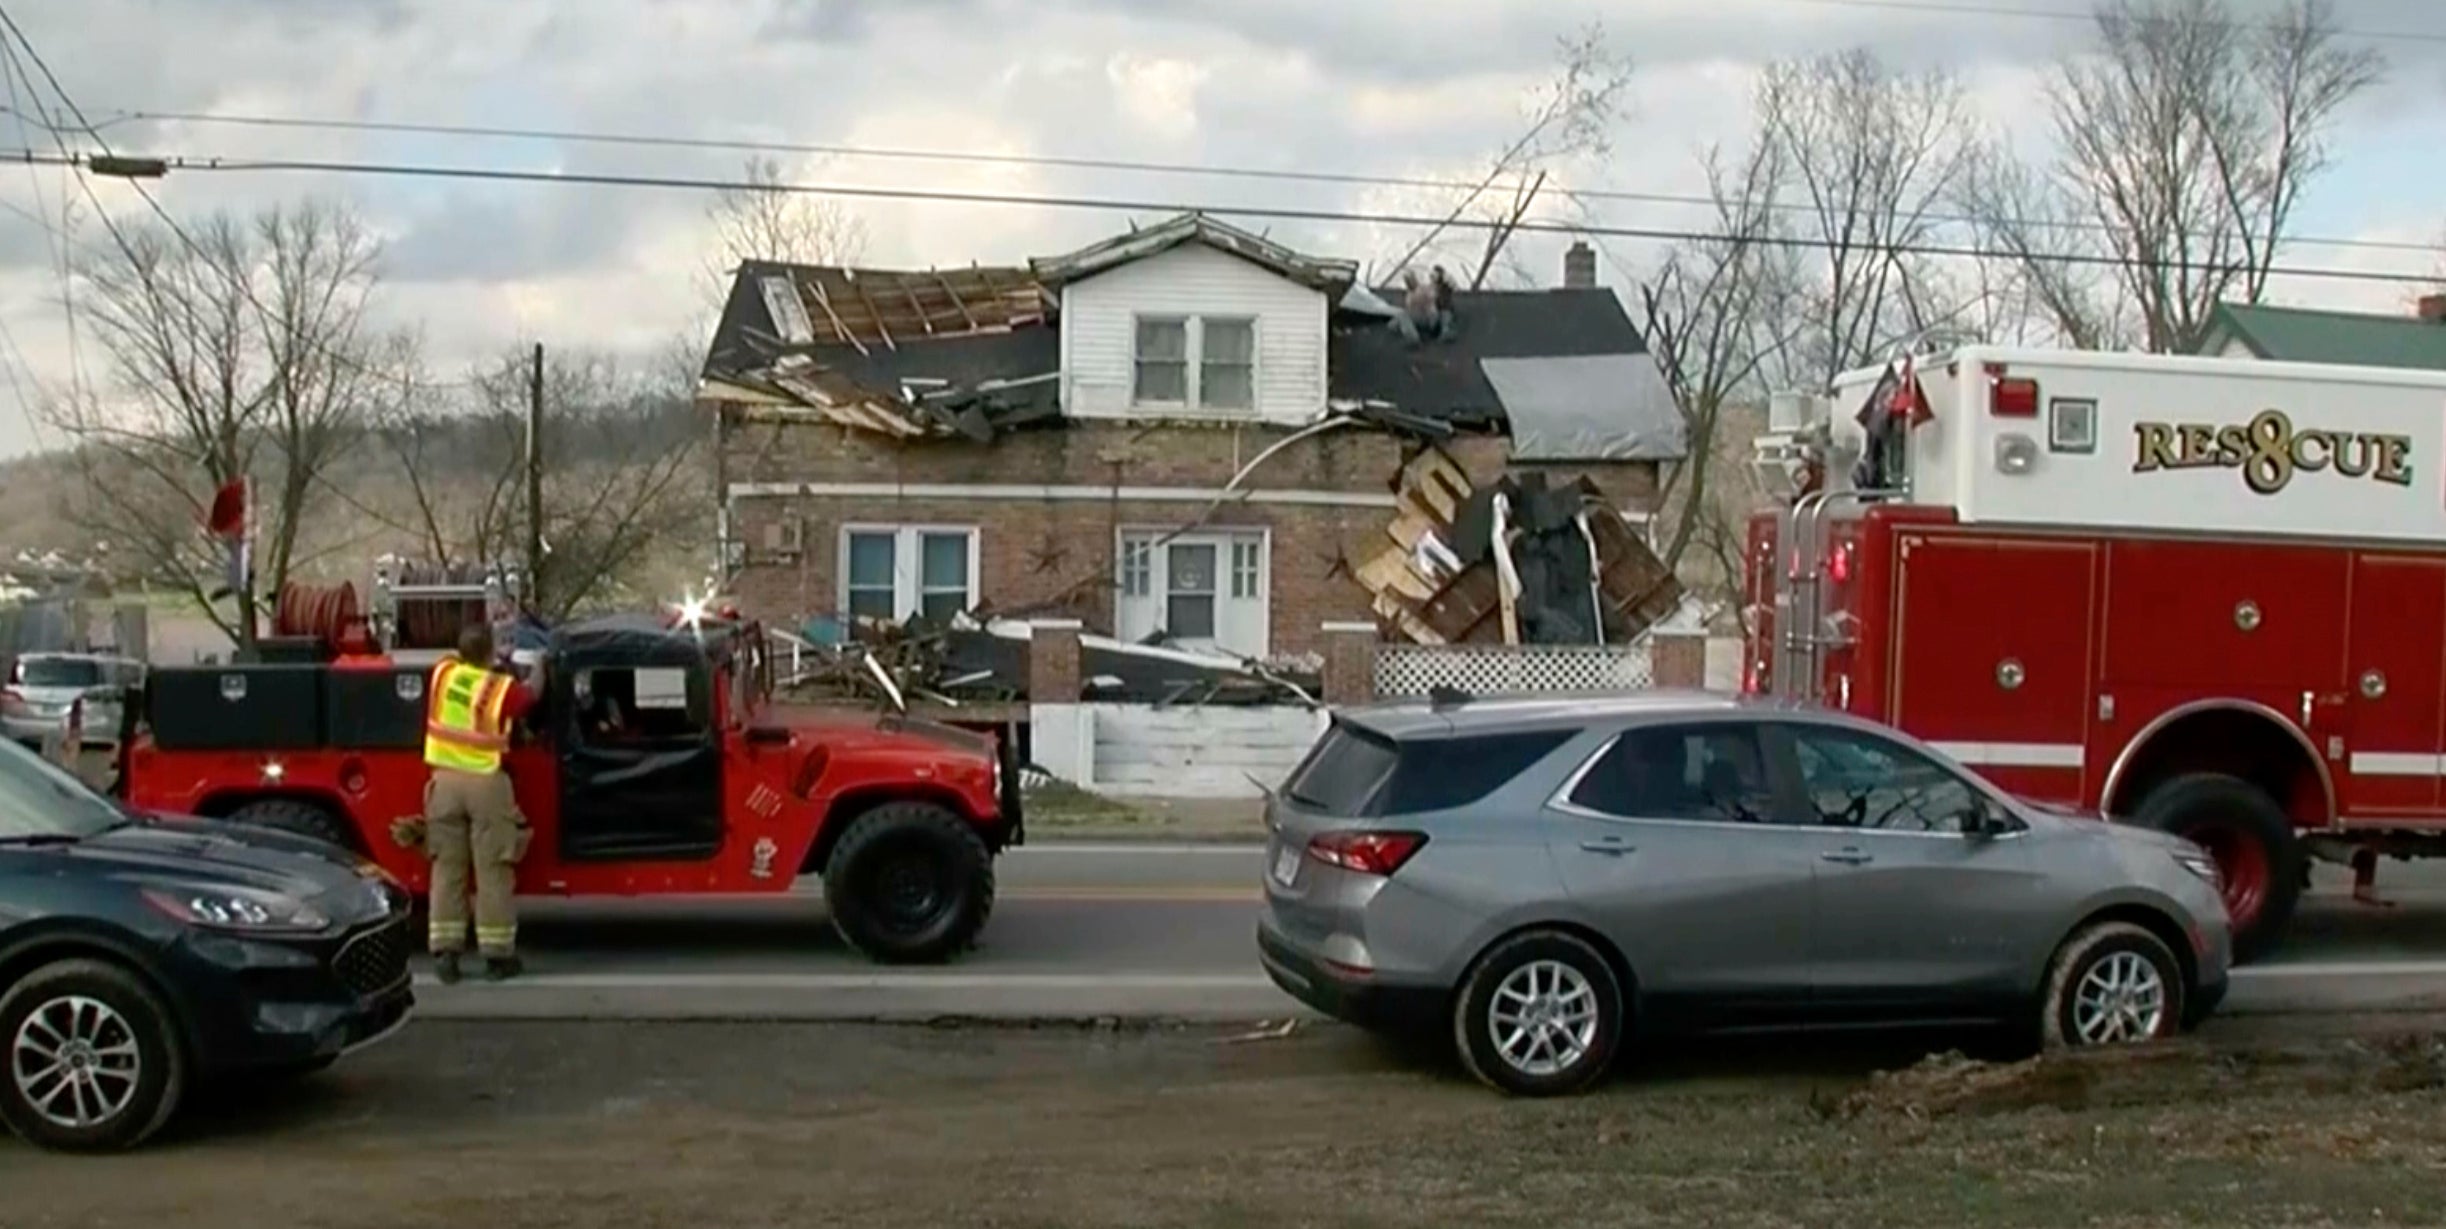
1757, 50, 1982, 384
1381, 24, 1634, 289
702, 155, 869, 306
1973, 0, 2381, 352
376, 346, 707, 621
1636, 140, 1801, 587
45, 201, 395, 645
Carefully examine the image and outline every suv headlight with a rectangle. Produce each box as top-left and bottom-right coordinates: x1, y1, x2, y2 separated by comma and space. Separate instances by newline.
2172, 851, 2221, 888
142, 885, 330, 933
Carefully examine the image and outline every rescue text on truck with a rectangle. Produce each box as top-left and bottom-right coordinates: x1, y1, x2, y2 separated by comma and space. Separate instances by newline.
1744, 346, 2446, 962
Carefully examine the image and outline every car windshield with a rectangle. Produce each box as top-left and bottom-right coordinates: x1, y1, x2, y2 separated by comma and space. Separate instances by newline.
0, 736, 126, 841
13, 657, 103, 689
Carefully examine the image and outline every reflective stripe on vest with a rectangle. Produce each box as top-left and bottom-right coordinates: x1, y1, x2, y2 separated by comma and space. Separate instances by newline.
424, 658, 512, 774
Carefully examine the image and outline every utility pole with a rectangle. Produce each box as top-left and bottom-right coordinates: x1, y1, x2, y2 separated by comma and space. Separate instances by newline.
525, 342, 545, 616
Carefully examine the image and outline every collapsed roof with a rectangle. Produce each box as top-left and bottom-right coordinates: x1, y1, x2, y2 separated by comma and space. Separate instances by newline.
697, 214, 1682, 460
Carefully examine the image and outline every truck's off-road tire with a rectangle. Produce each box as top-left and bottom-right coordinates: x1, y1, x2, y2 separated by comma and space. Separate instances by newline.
0, 958, 188, 1153
1452, 930, 1624, 1098
822, 801, 996, 964
2131, 773, 2301, 963
2039, 921, 2186, 1052
224, 798, 359, 855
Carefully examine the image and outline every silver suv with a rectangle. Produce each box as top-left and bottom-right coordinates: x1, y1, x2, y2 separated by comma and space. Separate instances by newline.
1256, 691, 2232, 1096
3, 653, 145, 750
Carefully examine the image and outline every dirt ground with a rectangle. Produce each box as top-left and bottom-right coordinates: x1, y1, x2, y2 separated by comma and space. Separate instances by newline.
6, 1017, 2446, 1229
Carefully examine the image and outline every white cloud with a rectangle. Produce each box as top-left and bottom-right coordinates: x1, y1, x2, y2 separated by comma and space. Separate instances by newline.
1, 0, 2441, 458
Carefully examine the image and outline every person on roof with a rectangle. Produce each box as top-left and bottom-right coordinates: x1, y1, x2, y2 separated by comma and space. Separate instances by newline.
410, 623, 541, 983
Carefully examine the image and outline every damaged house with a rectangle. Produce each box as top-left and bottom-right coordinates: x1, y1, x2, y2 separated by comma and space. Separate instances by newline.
697, 212, 1686, 702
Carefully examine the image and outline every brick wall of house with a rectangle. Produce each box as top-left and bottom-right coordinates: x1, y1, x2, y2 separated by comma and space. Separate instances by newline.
723, 416, 1398, 657
719, 413, 1665, 658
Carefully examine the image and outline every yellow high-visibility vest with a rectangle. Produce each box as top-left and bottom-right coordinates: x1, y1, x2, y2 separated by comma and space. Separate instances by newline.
424, 657, 513, 774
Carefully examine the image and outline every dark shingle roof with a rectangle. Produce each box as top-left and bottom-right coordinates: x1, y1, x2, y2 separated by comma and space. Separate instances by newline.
1329, 287, 1648, 423
2200, 302, 2446, 372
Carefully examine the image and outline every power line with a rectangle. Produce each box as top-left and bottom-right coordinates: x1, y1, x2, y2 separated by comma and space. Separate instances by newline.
0, 8, 464, 395
39, 104, 2443, 258
1763, 0, 2446, 44
10, 147, 2438, 288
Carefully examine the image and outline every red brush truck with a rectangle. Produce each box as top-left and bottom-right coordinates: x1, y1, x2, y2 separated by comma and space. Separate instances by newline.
113, 600, 1023, 964
1745, 345, 2446, 961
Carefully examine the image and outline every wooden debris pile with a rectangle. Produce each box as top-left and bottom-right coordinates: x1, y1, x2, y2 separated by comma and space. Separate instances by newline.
1356, 445, 1683, 645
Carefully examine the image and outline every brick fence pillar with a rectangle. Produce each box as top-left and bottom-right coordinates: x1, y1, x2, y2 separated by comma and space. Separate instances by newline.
1026, 618, 1082, 704
1320, 620, 1380, 708
1649, 631, 1708, 691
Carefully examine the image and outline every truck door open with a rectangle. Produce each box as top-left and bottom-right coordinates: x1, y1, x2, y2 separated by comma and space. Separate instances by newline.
548, 622, 726, 863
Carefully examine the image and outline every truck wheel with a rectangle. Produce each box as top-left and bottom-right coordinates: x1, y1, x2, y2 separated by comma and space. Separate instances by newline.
2040, 921, 2185, 1051
226, 798, 357, 854
2131, 773, 2301, 963
822, 801, 995, 964
0, 958, 188, 1153
1452, 930, 1624, 1098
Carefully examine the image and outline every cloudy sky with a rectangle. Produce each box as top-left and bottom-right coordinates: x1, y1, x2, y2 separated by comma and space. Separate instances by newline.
0, 0, 2440, 457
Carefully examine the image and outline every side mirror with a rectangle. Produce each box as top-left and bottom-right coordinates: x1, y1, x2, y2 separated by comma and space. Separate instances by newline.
744, 725, 792, 747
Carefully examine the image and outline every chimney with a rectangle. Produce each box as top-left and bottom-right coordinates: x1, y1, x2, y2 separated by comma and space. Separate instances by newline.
1563, 240, 1597, 289
2419, 293, 2446, 324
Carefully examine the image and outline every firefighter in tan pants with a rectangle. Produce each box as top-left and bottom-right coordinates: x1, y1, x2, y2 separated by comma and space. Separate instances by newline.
413, 625, 538, 983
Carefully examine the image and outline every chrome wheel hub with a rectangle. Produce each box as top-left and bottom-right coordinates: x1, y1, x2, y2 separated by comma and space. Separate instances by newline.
2071, 951, 2167, 1045
1488, 960, 1599, 1077
10, 995, 143, 1130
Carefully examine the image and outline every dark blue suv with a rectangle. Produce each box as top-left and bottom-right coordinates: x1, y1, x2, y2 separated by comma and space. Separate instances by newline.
0, 739, 413, 1151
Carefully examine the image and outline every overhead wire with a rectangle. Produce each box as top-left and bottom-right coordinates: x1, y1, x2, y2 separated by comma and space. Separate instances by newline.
8, 146, 2436, 288
0, 6, 468, 394
32, 104, 2443, 258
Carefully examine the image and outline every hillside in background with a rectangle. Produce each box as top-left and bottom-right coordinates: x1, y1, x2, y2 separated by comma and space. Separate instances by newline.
0, 393, 713, 630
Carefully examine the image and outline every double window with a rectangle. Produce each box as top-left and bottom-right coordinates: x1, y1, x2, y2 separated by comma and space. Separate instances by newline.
1133, 316, 1256, 412
1562, 722, 1997, 835
840, 526, 977, 624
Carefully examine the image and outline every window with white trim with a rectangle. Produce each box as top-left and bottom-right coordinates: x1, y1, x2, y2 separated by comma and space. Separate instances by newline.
1132, 315, 1258, 412
840, 526, 978, 624
1114, 528, 1268, 656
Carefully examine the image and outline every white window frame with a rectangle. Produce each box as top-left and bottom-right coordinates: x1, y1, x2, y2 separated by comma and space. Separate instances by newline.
1114, 526, 1270, 655
1130, 314, 1260, 414
838, 524, 981, 623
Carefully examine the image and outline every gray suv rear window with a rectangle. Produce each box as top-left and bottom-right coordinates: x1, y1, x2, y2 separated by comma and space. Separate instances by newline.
1286, 724, 1571, 817
1284, 724, 1399, 813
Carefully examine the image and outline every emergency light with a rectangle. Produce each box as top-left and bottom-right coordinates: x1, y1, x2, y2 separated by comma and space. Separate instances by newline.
1989, 369, 2040, 418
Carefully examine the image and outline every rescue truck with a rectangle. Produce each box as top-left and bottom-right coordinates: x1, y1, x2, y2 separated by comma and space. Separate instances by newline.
1745, 345, 2446, 961
110, 568, 1023, 964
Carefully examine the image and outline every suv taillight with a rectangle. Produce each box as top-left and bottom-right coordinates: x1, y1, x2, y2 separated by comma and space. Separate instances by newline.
1308, 830, 1427, 877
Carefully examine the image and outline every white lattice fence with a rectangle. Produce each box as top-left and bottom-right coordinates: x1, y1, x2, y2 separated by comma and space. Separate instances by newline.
1374, 643, 1655, 698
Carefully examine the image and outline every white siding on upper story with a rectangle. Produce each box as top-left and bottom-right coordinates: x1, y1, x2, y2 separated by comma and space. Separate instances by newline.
1059, 243, 1327, 425
2219, 335, 2257, 359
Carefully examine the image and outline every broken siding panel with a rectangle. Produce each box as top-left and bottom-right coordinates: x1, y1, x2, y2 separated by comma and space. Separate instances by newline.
1087, 703, 1327, 796
1060, 244, 1325, 424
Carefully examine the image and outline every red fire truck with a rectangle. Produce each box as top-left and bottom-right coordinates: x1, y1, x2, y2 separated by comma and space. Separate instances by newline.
112, 575, 1023, 964
1744, 345, 2446, 961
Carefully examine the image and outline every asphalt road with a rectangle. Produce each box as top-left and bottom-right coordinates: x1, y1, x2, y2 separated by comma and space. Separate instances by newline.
410, 841, 2446, 1022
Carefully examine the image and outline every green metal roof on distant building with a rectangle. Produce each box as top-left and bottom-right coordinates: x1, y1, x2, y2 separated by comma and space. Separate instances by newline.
2194, 299, 2446, 371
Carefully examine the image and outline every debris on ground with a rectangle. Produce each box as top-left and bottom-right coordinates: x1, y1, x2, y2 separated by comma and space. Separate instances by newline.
770, 614, 1323, 708
1834, 1033, 2446, 1123
1357, 444, 1683, 645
